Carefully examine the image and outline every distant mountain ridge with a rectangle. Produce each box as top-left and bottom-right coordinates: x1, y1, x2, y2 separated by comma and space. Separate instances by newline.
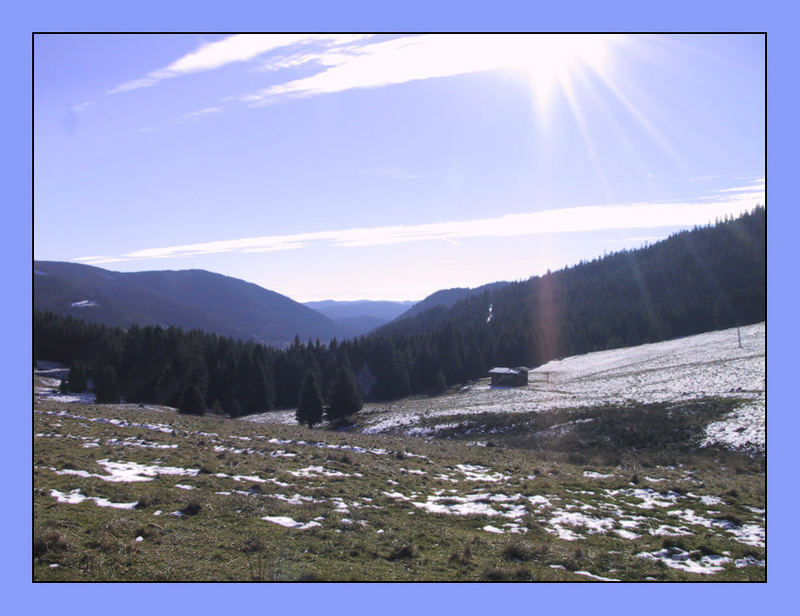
33, 261, 343, 347
303, 299, 416, 337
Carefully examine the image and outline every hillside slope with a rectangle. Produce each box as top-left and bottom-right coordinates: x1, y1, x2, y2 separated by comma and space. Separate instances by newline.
34, 261, 343, 347
393, 281, 510, 322
377, 208, 765, 370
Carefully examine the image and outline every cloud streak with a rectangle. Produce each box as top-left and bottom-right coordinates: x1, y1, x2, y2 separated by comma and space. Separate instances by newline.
74, 184, 763, 265
109, 34, 372, 94
242, 35, 618, 105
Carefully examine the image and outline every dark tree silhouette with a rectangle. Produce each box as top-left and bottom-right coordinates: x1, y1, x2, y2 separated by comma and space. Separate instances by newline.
326, 366, 363, 423
296, 371, 324, 428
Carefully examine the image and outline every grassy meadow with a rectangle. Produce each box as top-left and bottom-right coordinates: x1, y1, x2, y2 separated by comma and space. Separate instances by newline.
33, 386, 764, 582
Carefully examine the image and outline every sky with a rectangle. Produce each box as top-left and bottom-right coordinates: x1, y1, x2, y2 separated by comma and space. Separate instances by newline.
33, 33, 764, 302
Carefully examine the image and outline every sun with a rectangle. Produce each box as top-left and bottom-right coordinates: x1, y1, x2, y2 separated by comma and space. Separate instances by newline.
507, 35, 617, 108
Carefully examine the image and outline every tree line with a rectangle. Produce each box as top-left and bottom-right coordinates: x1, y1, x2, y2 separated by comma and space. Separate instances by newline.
34, 207, 765, 422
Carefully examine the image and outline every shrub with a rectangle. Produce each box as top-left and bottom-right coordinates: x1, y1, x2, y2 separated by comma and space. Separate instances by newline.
388, 543, 416, 561
34, 530, 69, 558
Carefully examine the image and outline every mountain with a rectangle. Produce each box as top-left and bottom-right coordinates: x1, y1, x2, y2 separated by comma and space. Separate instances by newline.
304, 299, 415, 322
33, 261, 344, 347
303, 299, 416, 337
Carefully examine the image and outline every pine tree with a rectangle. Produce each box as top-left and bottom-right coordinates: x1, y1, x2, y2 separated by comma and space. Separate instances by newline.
296, 372, 324, 428
66, 362, 88, 393
94, 365, 120, 403
179, 384, 206, 415
326, 366, 362, 423
433, 369, 447, 394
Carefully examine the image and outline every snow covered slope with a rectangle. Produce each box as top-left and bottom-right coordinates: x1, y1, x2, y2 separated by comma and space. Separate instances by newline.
248, 323, 766, 452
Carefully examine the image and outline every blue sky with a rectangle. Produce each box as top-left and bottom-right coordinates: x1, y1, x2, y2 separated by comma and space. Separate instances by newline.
34, 34, 764, 301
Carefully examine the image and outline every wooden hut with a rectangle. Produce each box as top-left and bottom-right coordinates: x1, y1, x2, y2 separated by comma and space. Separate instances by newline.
488, 366, 529, 387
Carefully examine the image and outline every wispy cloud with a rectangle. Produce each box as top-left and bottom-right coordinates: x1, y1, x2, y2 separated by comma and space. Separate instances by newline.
713, 178, 764, 193
70, 101, 95, 113
138, 105, 225, 132
74, 183, 764, 266
241, 35, 617, 105
108, 34, 373, 94
181, 106, 224, 120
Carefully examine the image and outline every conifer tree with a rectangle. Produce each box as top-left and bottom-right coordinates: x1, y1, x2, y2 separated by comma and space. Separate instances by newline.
94, 365, 120, 403
326, 366, 362, 423
296, 371, 324, 428
66, 362, 88, 393
179, 384, 206, 415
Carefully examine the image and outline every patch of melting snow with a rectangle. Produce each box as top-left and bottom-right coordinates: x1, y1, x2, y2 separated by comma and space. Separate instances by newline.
455, 464, 511, 482
41, 392, 96, 404
268, 438, 293, 445
174, 484, 196, 490
527, 495, 553, 508
614, 529, 641, 540
214, 445, 246, 454
583, 471, 614, 479
637, 548, 731, 574
331, 498, 350, 513
651, 524, 693, 537
435, 473, 458, 482
411, 493, 527, 519
573, 570, 619, 582
701, 401, 764, 453
735, 556, 765, 568
288, 465, 351, 478
40, 410, 176, 434
54, 459, 199, 482
262, 516, 321, 530
382, 491, 413, 501
107, 437, 177, 450
268, 493, 318, 505
363, 412, 423, 435
724, 523, 765, 548
483, 525, 505, 533
232, 474, 267, 483
606, 487, 682, 510
271, 450, 297, 458
407, 422, 463, 437
546, 509, 615, 541
49, 488, 137, 510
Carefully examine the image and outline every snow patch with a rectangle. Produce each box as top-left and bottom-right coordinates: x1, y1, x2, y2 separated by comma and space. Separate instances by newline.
49, 488, 137, 510
262, 516, 321, 530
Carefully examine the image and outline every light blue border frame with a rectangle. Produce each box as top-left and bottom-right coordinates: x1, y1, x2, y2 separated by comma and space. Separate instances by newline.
11, 1, 789, 613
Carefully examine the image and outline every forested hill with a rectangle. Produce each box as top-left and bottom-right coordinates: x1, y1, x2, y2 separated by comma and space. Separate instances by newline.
377, 207, 765, 366
392, 281, 510, 323
33, 261, 343, 347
